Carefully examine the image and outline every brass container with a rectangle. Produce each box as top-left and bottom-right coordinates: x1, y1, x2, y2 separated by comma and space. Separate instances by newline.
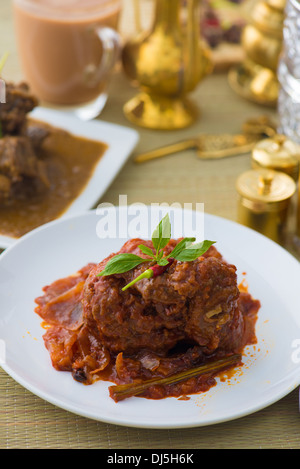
298, 174, 300, 237
228, 0, 285, 107
251, 134, 300, 182
236, 169, 296, 244
122, 0, 212, 130
242, 27, 282, 73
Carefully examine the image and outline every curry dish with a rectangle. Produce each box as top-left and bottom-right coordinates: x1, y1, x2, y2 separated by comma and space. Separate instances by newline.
0, 82, 107, 238
35, 239, 260, 402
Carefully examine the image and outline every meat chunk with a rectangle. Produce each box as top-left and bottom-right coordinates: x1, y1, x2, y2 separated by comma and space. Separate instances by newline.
0, 81, 51, 203
0, 136, 41, 180
35, 239, 260, 395
0, 82, 38, 135
0, 136, 49, 201
82, 239, 243, 356
0, 173, 11, 201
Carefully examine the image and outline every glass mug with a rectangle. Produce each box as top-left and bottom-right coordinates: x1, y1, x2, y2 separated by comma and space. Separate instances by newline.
13, 0, 122, 120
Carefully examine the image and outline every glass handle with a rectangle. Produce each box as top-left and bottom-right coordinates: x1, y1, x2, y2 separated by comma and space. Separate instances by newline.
92, 26, 121, 84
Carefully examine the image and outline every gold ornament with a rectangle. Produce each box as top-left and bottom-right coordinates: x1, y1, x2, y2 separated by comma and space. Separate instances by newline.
228, 0, 285, 107
122, 0, 212, 130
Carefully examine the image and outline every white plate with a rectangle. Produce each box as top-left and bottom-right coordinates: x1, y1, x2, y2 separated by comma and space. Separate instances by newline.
0, 107, 139, 249
1, 206, 300, 429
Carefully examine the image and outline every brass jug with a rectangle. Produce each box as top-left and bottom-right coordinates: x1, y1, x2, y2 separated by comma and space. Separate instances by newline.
122, 0, 212, 130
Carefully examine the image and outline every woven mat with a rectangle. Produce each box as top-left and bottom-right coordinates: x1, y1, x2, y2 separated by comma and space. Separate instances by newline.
1, 2, 300, 448
0, 366, 299, 449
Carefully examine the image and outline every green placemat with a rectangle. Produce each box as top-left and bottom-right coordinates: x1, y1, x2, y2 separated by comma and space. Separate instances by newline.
1, 366, 300, 449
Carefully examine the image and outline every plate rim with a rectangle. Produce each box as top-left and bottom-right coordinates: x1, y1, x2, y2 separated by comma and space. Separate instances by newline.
1, 207, 300, 429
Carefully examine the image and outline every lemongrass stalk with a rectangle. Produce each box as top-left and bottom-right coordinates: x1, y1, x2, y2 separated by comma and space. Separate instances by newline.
109, 354, 242, 402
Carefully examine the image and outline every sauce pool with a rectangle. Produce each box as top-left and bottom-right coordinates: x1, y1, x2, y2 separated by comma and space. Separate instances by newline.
0, 119, 107, 238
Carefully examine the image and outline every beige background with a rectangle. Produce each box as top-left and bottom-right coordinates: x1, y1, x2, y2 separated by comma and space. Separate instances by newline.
1, 0, 300, 449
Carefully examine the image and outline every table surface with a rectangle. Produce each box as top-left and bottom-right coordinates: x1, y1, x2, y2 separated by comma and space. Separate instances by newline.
1, 0, 300, 450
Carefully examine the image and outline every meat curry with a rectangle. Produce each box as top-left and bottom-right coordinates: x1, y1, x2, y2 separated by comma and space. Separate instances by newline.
0, 82, 107, 238
35, 240, 260, 402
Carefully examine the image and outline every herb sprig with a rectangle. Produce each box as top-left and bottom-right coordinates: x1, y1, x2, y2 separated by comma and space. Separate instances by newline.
0, 52, 9, 75
98, 214, 215, 290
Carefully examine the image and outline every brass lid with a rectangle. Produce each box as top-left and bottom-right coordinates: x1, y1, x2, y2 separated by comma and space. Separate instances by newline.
252, 135, 300, 181
236, 169, 296, 204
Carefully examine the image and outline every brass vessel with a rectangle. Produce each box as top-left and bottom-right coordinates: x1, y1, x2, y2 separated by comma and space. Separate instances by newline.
229, 0, 285, 107
236, 168, 296, 244
122, 0, 212, 130
298, 175, 300, 238
251, 134, 300, 182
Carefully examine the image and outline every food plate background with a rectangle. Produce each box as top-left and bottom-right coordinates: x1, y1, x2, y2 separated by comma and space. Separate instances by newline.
0, 206, 300, 429
0, 108, 139, 249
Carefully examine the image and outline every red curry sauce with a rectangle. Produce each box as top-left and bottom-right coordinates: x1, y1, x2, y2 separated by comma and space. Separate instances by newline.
34, 242, 260, 402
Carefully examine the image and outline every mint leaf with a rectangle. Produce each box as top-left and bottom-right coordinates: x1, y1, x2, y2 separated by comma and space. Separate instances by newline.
97, 253, 147, 276
152, 214, 171, 253
157, 250, 164, 261
157, 257, 170, 267
167, 237, 196, 259
174, 240, 216, 262
96, 213, 216, 290
138, 244, 155, 258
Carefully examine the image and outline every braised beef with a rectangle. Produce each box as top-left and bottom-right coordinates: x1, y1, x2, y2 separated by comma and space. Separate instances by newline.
35, 240, 260, 399
0, 82, 38, 135
0, 82, 50, 203
0, 136, 49, 201
82, 239, 242, 355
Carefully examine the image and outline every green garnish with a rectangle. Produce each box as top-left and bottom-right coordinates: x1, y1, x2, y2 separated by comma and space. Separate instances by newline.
0, 52, 9, 74
97, 214, 215, 290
